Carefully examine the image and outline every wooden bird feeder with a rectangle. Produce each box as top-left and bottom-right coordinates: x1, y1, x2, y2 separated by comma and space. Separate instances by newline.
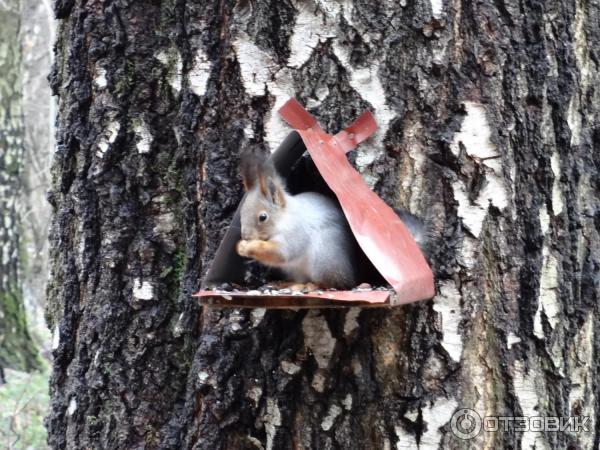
194, 99, 435, 308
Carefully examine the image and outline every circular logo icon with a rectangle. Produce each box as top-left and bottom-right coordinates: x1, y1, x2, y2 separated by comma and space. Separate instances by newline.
450, 408, 482, 440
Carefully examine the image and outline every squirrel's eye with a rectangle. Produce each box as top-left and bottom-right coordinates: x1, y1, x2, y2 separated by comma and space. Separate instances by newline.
258, 212, 268, 222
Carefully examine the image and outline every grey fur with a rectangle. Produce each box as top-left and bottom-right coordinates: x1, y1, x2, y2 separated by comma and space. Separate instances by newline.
239, 154, 356, 289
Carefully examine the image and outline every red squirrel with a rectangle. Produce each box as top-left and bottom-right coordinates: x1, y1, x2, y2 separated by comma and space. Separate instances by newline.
236, 151, 425, 290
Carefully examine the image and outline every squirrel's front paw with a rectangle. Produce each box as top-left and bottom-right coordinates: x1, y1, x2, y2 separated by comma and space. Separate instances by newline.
236, 239, 253, 258
236, 239, 285, 265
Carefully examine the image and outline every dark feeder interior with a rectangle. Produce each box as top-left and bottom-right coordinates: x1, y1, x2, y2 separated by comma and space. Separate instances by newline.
194, 99, 435, 308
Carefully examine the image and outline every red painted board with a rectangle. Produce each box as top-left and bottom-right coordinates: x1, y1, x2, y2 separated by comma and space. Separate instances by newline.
278, 99, 435, 304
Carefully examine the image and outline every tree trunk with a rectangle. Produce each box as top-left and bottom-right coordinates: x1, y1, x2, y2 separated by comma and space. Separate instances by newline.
46, 0, 600, 449
0, 0, 41, 375
20, 0, 56, 348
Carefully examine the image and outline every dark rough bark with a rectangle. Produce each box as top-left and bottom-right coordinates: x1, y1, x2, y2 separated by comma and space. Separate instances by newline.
46, 0, 600, 449
0, 0, 41, 374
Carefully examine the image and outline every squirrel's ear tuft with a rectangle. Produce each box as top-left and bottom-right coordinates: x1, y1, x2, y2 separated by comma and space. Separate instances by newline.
257, 161, 285, 206
240, 150, 286, 205
266, 177, 286, 207
240, 150, 265, 192
258, 160, 286, 207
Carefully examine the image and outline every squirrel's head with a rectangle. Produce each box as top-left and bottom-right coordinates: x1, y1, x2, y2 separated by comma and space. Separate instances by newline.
239, 151, 287, 241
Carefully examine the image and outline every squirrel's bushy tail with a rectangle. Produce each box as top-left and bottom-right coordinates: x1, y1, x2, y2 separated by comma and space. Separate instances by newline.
393, 208, 438, 261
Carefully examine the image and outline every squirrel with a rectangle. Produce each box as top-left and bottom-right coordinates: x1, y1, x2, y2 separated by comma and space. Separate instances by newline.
236, 151, 356, 289
235, 151, 426, 290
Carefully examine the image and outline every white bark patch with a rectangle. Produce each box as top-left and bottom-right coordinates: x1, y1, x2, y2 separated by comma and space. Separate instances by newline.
51, 323, 60, 350
132, 279, 154, 300
198, 371, 209, 383
263, 69, 296, 152
342, 394, 352, 410
173, 59, 183, 91
244, 123, 255, 140
302, 310, 336, 369
229, 309, 244, 332
287, 8, 320, 69
288, 2, 337, 68
394, 424, 418, 449
155, 49, 182, 92
246, 436, 265, 450
506, 332, 521, 349
264, 398, 281, 450
451, 102, 498, 160
311, 370, 327, 393
197, 370, 217, 388
433, 280, 463, 362
343, 308, 360, 336
573, 0, 592, 91
188, 48, 212, 97
420, 398, 458, 450
232, 33, 296, 151
67, 398, 77, 416
452, 184, 487, 237
155, 50, 168, 64
331, 44, 394, 172
550, 151, 564, 215
404, 409, 419, 422
173, 312, 185, 337
306, 85, 329, 109
76, 222, 86, 271
251, 308, 266, 327
567, 95, 582, 146
478, 169, 509, 210
430, 0, 443, 18
153, 212, 176, 234
233, 34, 277, 97
349, 64, 394, 147
451, 102, 508, 237
550, 336, 565, 377
94, 65, 107, 89
314, 0, 346, 20
539, 204, 550, 235
539, 250, 559, 327
281, 360, 301, 375
247, 386, 262, 407
533, 247, 559, 339
321, 404, 342, 431
96, 120, 120, 158
513, 361, 549, 450
134, 121, 153, 154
